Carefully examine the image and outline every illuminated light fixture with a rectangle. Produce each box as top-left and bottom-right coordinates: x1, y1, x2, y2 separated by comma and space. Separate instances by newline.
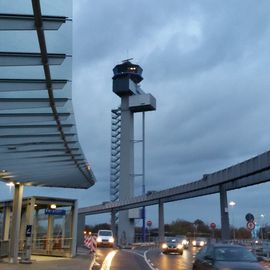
177, 244, 183, 249
6, 182, 14, 187
97, 237, 102, 243
109, 237, 114, 243
34, 204, 37, 207
229, 201, 236, 207
50, 204, 57, 209
161, 243, 168, 249
200, 241, 205, 247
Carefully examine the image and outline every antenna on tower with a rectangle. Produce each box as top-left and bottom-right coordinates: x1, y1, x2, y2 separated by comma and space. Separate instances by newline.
122, 58, 134, 63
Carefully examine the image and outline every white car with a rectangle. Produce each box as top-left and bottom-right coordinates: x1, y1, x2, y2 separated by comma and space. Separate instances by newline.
192, 237, 207, 247
97, 230, 114, 247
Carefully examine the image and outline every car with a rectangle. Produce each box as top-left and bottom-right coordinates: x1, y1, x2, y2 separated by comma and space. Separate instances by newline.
161, 237, 184, 255
193, 243, 266, 270
192, 237, 207, 247
177, 235, 189, 249
96, 230, 114, 248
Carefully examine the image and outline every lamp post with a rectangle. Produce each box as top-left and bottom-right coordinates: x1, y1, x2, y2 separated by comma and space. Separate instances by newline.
260, 214, 265, 240
229, 201, 236, 240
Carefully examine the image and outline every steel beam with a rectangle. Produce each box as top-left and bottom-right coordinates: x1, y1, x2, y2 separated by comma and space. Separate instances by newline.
0, 13, 66, 30
0, 52, 66, 66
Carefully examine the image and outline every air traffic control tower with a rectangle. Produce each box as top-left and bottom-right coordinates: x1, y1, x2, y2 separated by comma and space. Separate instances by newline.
112, 60, 156, 244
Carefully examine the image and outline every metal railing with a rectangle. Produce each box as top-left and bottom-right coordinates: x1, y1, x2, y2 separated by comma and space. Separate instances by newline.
0, 240, 9, 258
18, 237, 73, 257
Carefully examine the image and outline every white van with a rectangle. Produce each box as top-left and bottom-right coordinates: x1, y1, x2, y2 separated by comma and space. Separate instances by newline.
97, 230, 114, 247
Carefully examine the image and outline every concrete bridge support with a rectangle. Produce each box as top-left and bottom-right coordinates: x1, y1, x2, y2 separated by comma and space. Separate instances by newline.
111, 210, 117, 244
219, 184, 230, 240
158, 201, 165, 243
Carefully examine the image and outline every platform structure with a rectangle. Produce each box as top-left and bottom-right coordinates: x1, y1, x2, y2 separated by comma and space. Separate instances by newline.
112, 60, 156, 244
0, 0, 95, 263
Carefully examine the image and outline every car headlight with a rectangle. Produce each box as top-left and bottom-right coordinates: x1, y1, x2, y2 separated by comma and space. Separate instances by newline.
192, 240, 196, 246
97, 237, 102, 243
177, 244, 183, 249
182, 240, 188, 245
162, 243, 168, 249
200, 241, 205, 246
109, 237, 114, 243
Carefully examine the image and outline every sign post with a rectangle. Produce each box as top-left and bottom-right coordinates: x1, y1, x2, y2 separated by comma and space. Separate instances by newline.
147, 220, 152, 242
21, 225, 32, 264
210, 223, 216, 239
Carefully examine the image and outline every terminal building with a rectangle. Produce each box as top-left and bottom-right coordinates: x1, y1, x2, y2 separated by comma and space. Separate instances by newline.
0, 197, 78, 258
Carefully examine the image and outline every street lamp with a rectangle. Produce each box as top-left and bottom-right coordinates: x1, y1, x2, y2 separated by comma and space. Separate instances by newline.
260, 214, 265, 240
229, 201, 236, 240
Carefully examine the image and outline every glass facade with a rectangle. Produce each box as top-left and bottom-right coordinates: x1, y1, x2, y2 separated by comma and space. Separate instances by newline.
0, 197, 77, 258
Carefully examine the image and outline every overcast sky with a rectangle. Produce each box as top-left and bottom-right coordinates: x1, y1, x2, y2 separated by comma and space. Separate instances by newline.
1, 0, 270, 228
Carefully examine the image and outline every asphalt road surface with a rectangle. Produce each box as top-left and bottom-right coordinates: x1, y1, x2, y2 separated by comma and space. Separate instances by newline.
92, 246, 198, 270
92, 246, 270, 270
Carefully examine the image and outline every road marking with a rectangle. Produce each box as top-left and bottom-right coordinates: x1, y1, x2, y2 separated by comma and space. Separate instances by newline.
99, 250, 118, 270
121, 249, 158, 270
144, 249, 158, 270
89, 253, 96, 270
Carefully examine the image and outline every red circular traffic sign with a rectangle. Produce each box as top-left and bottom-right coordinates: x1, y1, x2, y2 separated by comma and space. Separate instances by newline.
210, 222, 216, 229
147, 220, 152, 227
247, 221, 255, 230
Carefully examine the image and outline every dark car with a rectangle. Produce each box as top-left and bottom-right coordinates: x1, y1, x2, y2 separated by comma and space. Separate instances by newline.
161, 237, 184, 255
193, 243, 266, 270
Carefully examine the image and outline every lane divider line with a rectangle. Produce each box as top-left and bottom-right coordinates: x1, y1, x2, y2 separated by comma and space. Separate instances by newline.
100, 250, 118, 270
121, 249, 158, 270
144, 250, 158, 270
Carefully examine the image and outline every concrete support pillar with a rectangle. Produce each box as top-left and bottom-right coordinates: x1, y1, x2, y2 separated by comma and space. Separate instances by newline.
71, 200, 78, 257
111, 209, 117, 245
76, 214, 85, 248
19, 208, 26, 252
219, 184, 230, 240
9, 183, 24, 263
3, 207, 11, 241
118, 96, 135, 245
47, 215, 54, 253
158, 201, 164, 243
23, 197, 35, 261
32, 209, 38, 250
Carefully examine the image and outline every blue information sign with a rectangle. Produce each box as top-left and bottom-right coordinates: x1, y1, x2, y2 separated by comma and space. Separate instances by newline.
45, 209, 66, 215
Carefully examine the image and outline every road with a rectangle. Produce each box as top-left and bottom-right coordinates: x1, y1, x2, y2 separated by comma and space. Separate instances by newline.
92, 246, 199, 270
91, 246, 270, 270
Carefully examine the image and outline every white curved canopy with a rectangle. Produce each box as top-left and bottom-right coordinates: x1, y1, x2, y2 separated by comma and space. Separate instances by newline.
0, 1, 95, 188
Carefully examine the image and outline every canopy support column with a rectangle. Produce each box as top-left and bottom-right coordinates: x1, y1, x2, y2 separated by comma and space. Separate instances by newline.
9, 183, 24, 263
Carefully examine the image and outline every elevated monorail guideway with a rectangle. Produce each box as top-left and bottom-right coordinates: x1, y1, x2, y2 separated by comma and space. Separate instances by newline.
79, 149, 270, 241
0, 0, 96, 263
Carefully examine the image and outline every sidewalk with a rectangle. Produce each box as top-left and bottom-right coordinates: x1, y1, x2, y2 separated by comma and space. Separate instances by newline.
0, 250, 94, 270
